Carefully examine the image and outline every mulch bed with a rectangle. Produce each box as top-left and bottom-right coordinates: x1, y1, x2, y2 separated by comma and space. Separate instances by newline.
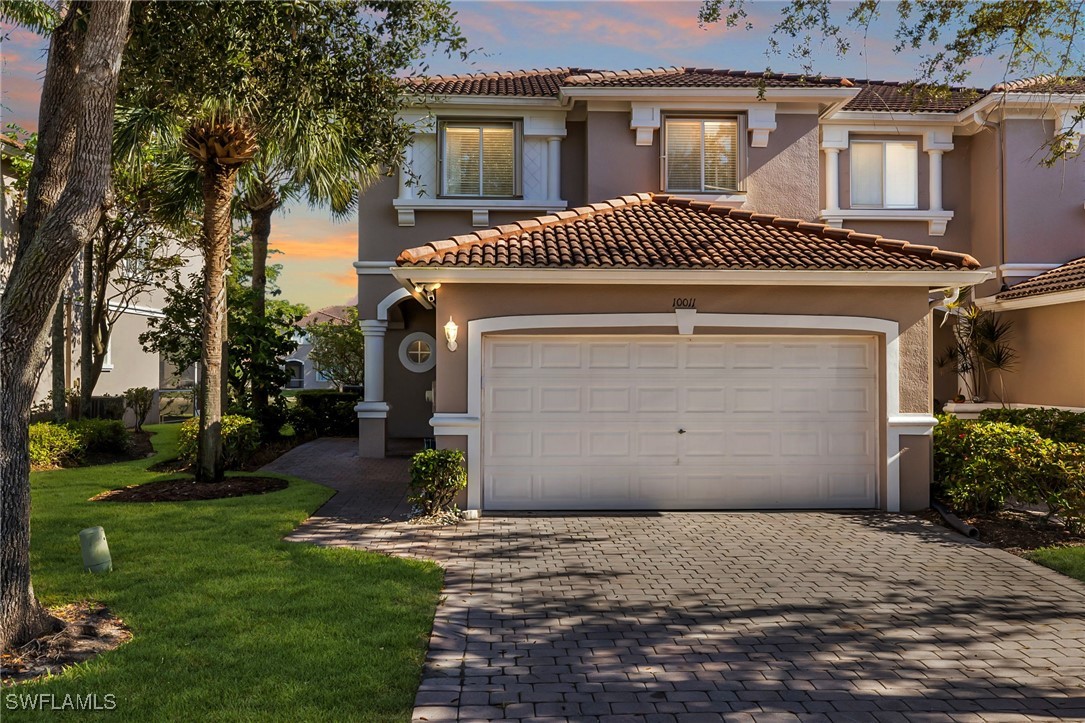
91, 476, 288, 503
147, 436, 305, 475
1, 603, 131, 686
922, 507, 1085, 555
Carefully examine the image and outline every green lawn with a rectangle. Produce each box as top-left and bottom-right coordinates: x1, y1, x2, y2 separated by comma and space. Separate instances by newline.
11, 424, 443, 721
1029, 546, 1085, 584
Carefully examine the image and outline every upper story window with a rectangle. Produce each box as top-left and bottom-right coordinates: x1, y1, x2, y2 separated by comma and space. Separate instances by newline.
439, 120, 521, 198
850, 140, 918, 209
663, 117, 743, 194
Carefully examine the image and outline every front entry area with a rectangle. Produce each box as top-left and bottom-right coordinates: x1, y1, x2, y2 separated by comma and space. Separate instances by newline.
482, 334, 879, 510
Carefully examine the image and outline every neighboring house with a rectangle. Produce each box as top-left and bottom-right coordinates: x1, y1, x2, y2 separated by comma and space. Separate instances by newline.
2, 138, 199, 427
355, 67, 1084, 515
289, 304, 349, 390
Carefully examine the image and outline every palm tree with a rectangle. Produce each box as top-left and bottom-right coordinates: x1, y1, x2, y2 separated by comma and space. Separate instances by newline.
237, 134, 373, 427
937, 305, 1018, 403
114, 0, 465, 482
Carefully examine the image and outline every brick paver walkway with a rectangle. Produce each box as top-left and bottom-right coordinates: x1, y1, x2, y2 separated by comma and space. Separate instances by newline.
270, 440, 1085, 722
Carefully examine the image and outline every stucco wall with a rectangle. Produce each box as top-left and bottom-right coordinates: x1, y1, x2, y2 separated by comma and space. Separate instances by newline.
745, 114, 820, 219
431, 283, 932, 415
1003, 119, 1085, 265
1000, 301, 1085, 408
585, 110, 660, 202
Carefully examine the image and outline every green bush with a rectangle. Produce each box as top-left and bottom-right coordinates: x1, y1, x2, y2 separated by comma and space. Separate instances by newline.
287, 390, 358, 438
29, 422, 84, 468
124, 386, 155, 431
177, 415, 261, 469
977, 407, 1085, 444
408, 449, 467, 515
934, 415, 1085, 526
67, 419, 130, 456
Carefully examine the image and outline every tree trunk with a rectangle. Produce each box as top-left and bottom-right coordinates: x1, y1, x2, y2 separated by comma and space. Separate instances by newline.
50, 297, 67, 421
0, 0, 131, 650
195, 163, 239, 483
79, 241, 94, 416
249, 205, 271, 418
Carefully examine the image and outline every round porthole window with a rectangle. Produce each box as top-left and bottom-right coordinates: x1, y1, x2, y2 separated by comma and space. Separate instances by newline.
399, 332, 436, 373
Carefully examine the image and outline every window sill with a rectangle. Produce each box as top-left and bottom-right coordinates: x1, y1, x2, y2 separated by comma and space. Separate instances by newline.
663, 192, 745, 205
393, 197, 567, 227
819, 208, 954, 237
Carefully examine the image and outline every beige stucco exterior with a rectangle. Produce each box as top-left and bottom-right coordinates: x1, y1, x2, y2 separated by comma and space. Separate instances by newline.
998, 301, 1085, 408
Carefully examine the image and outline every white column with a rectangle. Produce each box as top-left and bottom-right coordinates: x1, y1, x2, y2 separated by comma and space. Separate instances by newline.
359, 320, 387, 405
546, 136, 562, 201
824, 147, 841, 212
927, 149, 944, 211
397, 145, 415, 200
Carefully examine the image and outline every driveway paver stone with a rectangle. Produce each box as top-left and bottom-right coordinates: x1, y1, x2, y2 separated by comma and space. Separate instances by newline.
266, 439, 1085, 722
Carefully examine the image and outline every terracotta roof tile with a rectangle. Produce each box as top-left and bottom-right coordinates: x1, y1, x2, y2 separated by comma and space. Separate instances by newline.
997, 257, 1085, 300
564, 67, 855, 89
405, 67, 597, 97
396, 194, 981, 273
992, 75, 1085, 93
841, 83, 983, 113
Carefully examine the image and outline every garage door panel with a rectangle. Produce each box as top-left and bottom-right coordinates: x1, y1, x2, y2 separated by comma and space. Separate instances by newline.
482, 335, 878, 510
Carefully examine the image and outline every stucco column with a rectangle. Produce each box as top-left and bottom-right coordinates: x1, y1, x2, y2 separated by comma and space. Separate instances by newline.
397, 144, 415, 200
547, 136, 562, 200
927, 149, 944, 211
356, 319, 389, 457
824, 147, 841, 212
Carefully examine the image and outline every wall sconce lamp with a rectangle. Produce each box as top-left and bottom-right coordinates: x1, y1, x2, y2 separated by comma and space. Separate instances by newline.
444, 317, 459, 352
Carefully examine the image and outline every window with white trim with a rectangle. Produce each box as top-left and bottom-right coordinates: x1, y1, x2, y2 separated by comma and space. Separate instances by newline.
399, 332, 436, 374
850, 140, 918, 209
439, 120, 521, 198
663, 117, 743, 193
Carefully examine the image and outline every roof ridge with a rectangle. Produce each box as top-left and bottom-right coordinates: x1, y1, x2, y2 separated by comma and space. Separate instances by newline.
564, 67, 681, 84
397, 193, 980, 270
404, 67, 579, 85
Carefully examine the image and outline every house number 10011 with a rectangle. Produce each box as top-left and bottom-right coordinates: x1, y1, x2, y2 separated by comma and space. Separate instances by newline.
672, 297, 696, 309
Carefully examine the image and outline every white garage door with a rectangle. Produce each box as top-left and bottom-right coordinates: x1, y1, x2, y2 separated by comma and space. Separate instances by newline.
482, 335, 878, 510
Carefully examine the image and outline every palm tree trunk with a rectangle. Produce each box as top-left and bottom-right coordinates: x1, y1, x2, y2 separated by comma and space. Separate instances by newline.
0, 0, 130, 650
250, 206, 271, 417
195, 162, 239, 483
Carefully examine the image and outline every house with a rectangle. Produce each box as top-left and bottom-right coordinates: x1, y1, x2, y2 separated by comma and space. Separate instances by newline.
287, 305, 350, 390
355, 67, 1085, 515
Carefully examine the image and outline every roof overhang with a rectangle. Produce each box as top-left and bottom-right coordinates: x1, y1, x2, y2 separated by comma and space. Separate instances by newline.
393, 267, 991, 307
976, 288, 1085, 311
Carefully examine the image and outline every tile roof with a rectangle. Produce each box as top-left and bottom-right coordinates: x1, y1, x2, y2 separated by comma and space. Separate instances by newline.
405, 68, 596, 97
997, 257, 1085, 300
563, 67, 855, 89
300, 304, 353, 326
397, 194, 981, 272
992, 75, 1085, 93
842, 83, 983, 113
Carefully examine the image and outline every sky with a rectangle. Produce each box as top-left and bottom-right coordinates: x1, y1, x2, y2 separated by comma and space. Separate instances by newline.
0, 1, 1033, 311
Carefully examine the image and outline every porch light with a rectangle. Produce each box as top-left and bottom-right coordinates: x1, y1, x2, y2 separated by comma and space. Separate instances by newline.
444, 317, 459, 352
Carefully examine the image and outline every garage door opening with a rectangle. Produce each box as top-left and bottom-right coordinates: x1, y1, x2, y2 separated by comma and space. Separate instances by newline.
481, 334, 879, 511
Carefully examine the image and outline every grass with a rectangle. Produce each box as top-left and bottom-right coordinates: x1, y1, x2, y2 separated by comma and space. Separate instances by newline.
1029, 546, 1085, 584
10, 424, 443, 721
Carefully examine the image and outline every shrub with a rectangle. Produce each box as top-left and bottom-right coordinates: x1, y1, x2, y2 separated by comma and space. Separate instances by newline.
124, 387, 155, 432
287, 390, 358, 438
177, 415, 261, 469
977, 407, 1085, 444
934, 415, 1085, 526
408, 449, 467, 515
29, 423, 84, 468
67, 419, 130, 456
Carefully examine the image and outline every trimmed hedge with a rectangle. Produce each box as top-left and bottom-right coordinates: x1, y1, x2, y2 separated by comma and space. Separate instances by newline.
29, 419, 129, 468
287, 390, 358, 438
977, 407, 1085, 444
934, 414, 1085, 528
177, 415, 261, 469
408, 449, 467, 515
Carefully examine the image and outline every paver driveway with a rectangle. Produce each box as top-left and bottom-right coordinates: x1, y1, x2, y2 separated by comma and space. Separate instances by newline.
269, 440, 1085, 722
